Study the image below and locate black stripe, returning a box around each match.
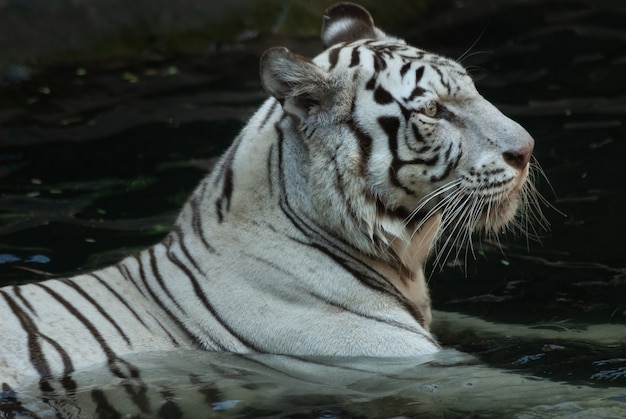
[407,154,439,166]
[275,122,340,245]
[165,246,257,351]
[429,150,456,182]
[87,272,149,329]
[244,253,291,277]
[372,52,387,72]
[399,61,412,78]
[148,248,186,314]
[116,263,140,290]
[398,102,412,121]
[374,85,393,104]
[113,261,157,312]
[374,196,415,224]
[328,46,340,69]
[4,289,77,391]
[190,182,217,253]
[1,290,54,392]
[88,273,154,333]
[378,116,414,195]
[348,96,374,177]
[432,65,452,95]
[34,283,151,413]
[12,285,36,315]
[409,122,424,148]
[135,252,199,346]
[414,66,425,84]
[8,301,77,394]
[259,99,279,130]
[41,337,77,394]
[60,279,132,347]
[379,116,441,190]
[348,119,372,177]
[451,144,463,170]
[34,283,115,358]
[378,116,400,149]
[276,118,376,253]
[349,47,360,67]
[267,143,276,197]
[436,104,459,123]
[444,142,453,161]
[304,240,429,329]
[170,226,204,274]
[328,149,365,225]
[331,152,349,206]
[410,122,426,145]
[214,135,244,223]
[405,85,426,102]
[305,290,430,336]
[216,164,233,223]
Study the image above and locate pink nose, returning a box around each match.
[503,145,533,170]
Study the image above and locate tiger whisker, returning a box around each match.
[430,188,477,271]
[446,192,484,271]
[457,21,490,64]
[403,179,463,227]
[386,180,464,260]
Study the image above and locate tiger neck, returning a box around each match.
[364,214,441,328]
[220,104,441,326]
[274,114,442,325]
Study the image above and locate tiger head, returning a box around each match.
[260,3,541,270]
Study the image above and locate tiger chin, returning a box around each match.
[0,2,541,389]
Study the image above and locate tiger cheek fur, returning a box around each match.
[344,44,534,238]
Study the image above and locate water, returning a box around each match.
[8,349,626,417]
[1,0,626,416]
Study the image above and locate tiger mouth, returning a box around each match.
[466,180,525,232]
[408,178,520,225]
[476,196,520,231]
[428,175,524,233]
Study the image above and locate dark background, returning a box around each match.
[1,0,625,385]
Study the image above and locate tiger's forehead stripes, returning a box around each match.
[320,41,471,104]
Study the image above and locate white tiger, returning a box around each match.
[1,0,539,402]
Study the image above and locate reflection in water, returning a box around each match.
[1,0,625,416]
[9,349,626,417]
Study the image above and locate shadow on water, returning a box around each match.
[1,0,626,415]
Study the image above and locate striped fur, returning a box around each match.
[1,2,540,403]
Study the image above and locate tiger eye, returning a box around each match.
[424,100,438,117]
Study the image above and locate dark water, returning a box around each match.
[1,0,626,415]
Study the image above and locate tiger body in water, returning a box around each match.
[1,2,538,397]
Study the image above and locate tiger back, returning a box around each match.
[0,2,538,394]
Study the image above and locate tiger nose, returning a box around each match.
[503,140,534,170]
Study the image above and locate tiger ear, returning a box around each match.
[321,2,381,48]
[260,47,333,120]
